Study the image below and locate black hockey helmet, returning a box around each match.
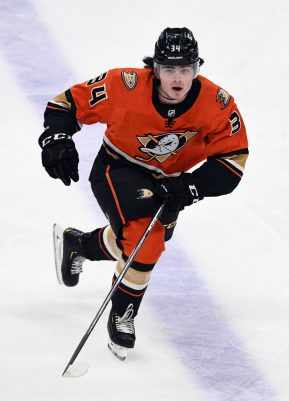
[154,27,199,66]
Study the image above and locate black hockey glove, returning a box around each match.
[39,132,79,186]
[154,173,203,212]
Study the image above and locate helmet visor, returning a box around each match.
[155,61,200,80]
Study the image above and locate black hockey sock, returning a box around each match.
[111,255,155,317]
[82,227,116,261]
[111,276,147,318]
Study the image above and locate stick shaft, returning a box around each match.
[62,202,166,375]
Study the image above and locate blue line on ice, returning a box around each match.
[0,0,74,114]
[0,1,277,399]
[149,248,277,400]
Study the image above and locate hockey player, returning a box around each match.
[39,28,249,360]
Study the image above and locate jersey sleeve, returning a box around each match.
[191,98,249,197]
[69,71,116,125]
[42,70,117,138]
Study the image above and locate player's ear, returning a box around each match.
[154,67,160,79]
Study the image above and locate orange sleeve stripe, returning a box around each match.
[46,105,70,112]
[217,159,242,179]
[105,165,126,225]
[98,227,115,261]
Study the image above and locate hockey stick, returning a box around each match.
[62,201,167,377]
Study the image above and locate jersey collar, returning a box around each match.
[152,77,201,120]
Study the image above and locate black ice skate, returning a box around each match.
[107,303,136,361]
[53,224,86,287]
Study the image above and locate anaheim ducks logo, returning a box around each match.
[136,189,154,199]
[216,88,231,109]
[136,130,198,162]
[121,71,138,90]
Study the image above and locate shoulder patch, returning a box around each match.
[216,88,231,109]
[121,71,138,90]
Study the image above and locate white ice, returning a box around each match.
[1,1,289,400]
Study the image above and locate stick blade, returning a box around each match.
[62,361,89,378]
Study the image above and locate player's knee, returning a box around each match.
[121,217,165,264]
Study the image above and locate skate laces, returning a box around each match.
[115,304,135,335]
[71,255,85,275]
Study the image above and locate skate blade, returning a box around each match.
[53,223,64,285]
[108,341,128,361]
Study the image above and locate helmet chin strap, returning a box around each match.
[158,91,178,101]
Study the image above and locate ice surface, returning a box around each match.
[1,0,289,400]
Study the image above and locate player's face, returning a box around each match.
[157,65,195,103]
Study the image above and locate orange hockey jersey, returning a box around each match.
[46,68,248,178]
